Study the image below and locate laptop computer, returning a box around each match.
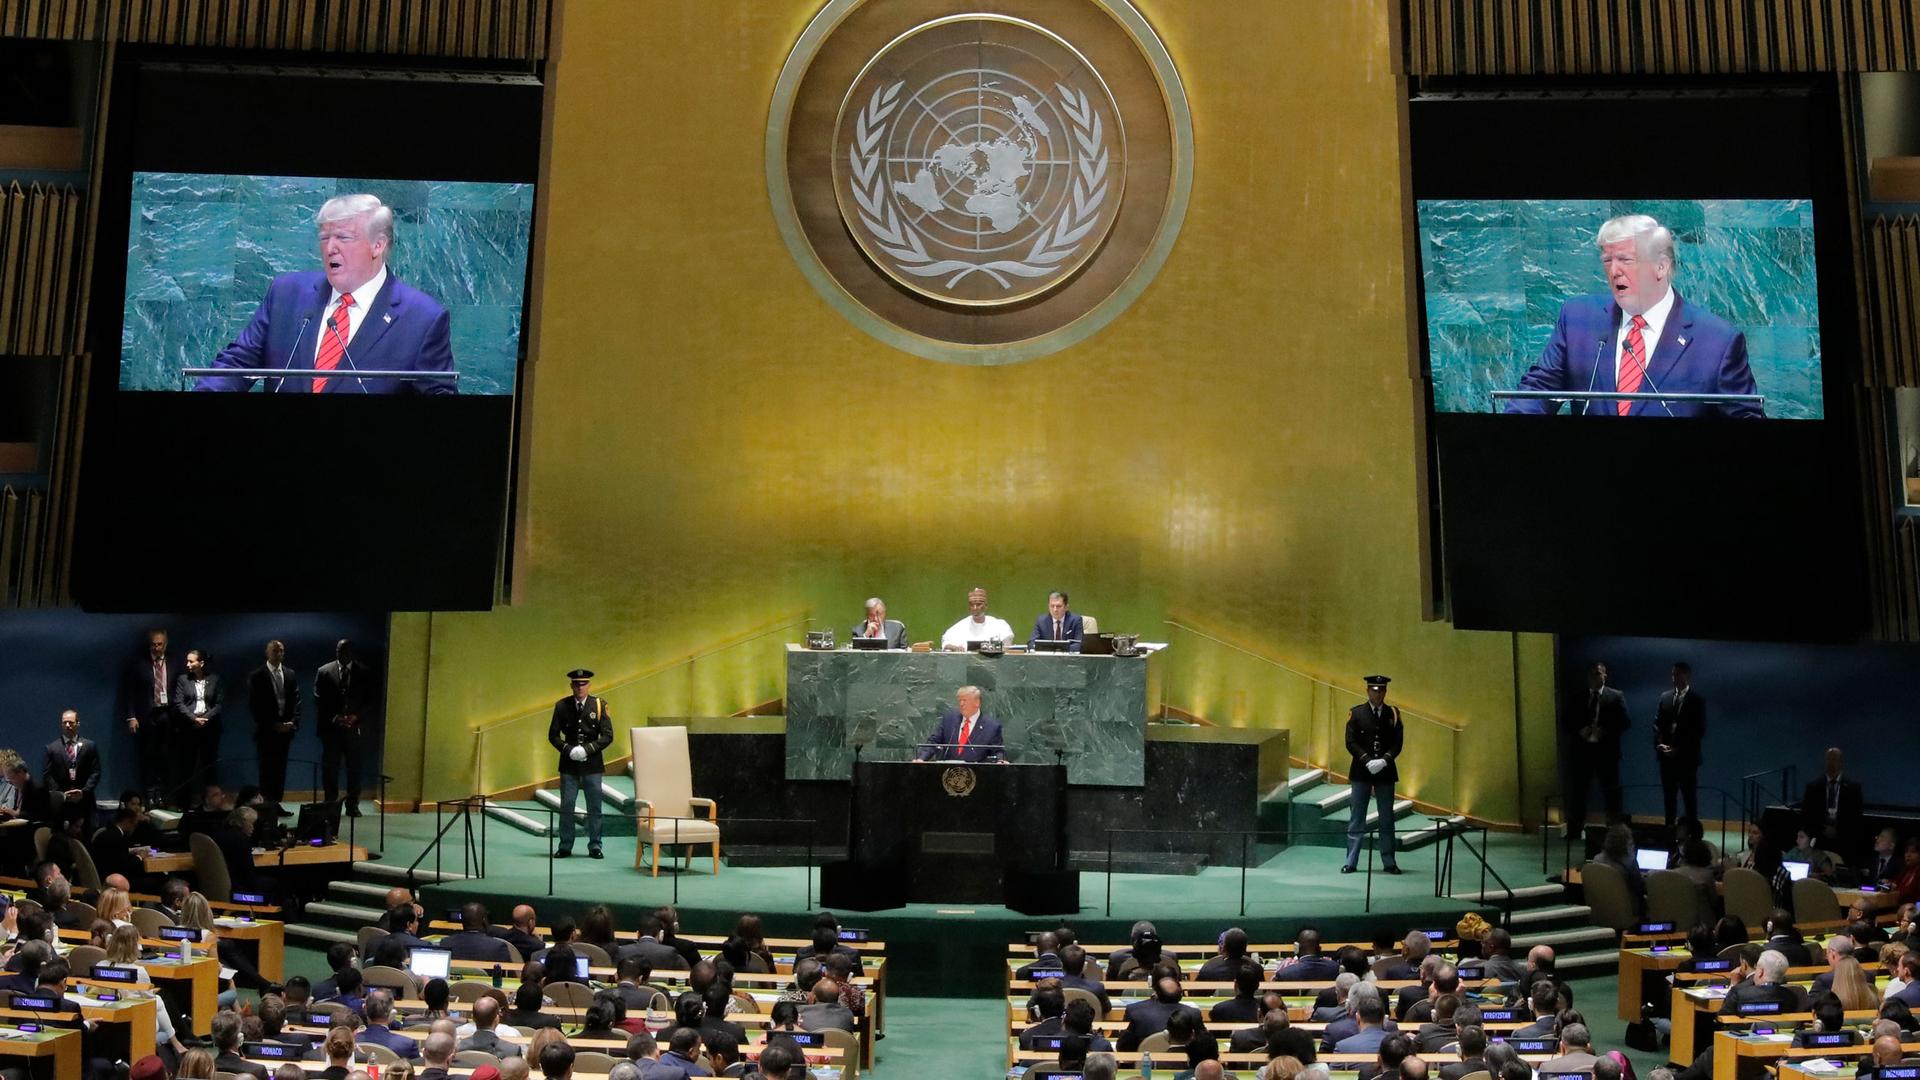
[1030,639,1072,653]
[1635,848,1669,873]
[1080,633,1114,656]
[1782,860,1812,881]
[408,947,452,980]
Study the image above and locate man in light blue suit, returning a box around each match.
[1028,591,1085,651]
[197,194,456,394]
[1505,214,1761,419]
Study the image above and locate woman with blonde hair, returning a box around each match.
[1263,1055,1306,1080]
[96,887,133,927]
[105,924,187,1056]
[176,1048,215,1079]
[1831,955,1879,1011]
[179,892,216,941]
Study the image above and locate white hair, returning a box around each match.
[1757,949,1789,982]
[1595,214,1674,266]
[864,597,885,614]
[316,194,394,246]
[956,685,982,700]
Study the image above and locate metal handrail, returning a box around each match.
[1541,783,1739,880]
[1739,766,1798,830]
[1437,824,1514,927]
[1101,826,1399,916]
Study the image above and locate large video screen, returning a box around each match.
[120,173,533,396]
[1419,199,1822,420]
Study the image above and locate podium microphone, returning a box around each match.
[1633,357,1679,418]
[272,315,315,394]
[1580,336,1606,415]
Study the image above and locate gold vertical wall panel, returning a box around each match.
[380,0,1556,821]
[1402,0,1920,74]
[1868,218,1920,386]
[0,0,546,60]
[0,183,82,358]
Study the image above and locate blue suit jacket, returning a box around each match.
[198,270,456,394]
[1505,292,1761,418]
[918,709,1005,763]
[1029,612,1085,651]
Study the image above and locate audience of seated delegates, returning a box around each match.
[1197,927,1257,981]
[1118,968,1202,1052]
[1208,960,1265,1024]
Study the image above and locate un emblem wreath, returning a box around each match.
[768,0,1192,364]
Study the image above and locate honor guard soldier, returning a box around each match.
[548,669,614,859]
[1343,674,1404,875]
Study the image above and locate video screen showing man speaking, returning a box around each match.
[119,173,533,395]
[1418,199,1824,421]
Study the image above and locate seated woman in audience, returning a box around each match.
[1675,842,1721,892]
[319,1026,358,1080]
[1878,997,1918,1034]
[1894,841,1920,905]
[1831,955,1880,1011]
[176,1048,216,1080]
[96,887,134,929]
[403,979,451,1028]
[1792,993,1851,1046]
[1594,824,1646,902]
[767,1000,802,1034]
[579,905,618,954]
[87,918,114,949]
[1713,916,1748,953]
[1262,1054,1305,1080]
[1785,830,1837,878]
[178,892,218,942]
[1669,818,1719,867]
[733,915,776,974]
[105,924,188,1059]
[1727,822,1783,881]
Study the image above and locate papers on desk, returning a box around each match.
[1696,985,1730,998]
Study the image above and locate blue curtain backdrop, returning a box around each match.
[121,174,534,394]
[0,609,388,799]
[1419,199,1823,419]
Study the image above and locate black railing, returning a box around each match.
[409,794,491,888]
[1739,766,1799,832]
[1432,821,1514,927]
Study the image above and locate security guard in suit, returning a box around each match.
[548,668,614,859]
[1343,674,1404,875]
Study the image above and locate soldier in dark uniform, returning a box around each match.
[1343,674,1404,875]
[548,669,614,859]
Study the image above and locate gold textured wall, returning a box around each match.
[384,0,1558,824]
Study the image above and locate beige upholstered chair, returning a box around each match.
[1791,876,1841,926]
[1580,860,1636,934]
[1722,867,1774,931]
[1080,616,1099,634]
[130,907,173,939]
[629,726,720,876]
[188,831,233,903]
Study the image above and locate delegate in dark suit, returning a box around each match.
[249,656,301,806]
[315,647,377,809]
[547,679,614,857]
[1504,293,1761,418]
[1562,668,1630,830]
[1116,997,1201,1052]
[119,646,178,803]
[1344,679,1403,873]
[850,618,909,650]
[917,709,1005,763]
[1028,611,1085,651]
[1800,769,1865,859]
[172,670,226,802]
[41,732,101,825]
[1653,674,1707,827]
[196,271,455,395]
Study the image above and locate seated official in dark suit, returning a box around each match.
[1324,987,1396,1052]
[851,598,909,650]
[1721,951,1799,1013]
[357,991,421,1059]
[914,685,1005,764]
[1197,927,1257,982]
[1019,987,1070,1050]
[1058,945,1111,1016]
[492,904,546,961]
[1117,976,1201,1052]
[213,1011,272,1080]
[1016,933,1062,982]
[1800,747,1864,859]
[1028,591,1085,651]
[1273,929,1340,982]
[444,902,515,963]
[1439,1024,1491,1080]
[90,804,147,885]
[1208,962,1266,1024]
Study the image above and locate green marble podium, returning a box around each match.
[783,644,1158,786]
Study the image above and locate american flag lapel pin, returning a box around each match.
[383,313,393,324]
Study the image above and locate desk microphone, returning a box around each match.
[322,317,369,394]
[1631,348,1679,418]
[1580,336,1606,416]
[272,315,315,394]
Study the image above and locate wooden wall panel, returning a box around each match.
[0,0,548,61]
[0,183,81,359]
[1404,0,1917,75]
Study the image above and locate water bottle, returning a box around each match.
[1140,1051,1153,1080]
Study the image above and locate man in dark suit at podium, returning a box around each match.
[1653,661,1707,829]
[914,686,1005,763]
[1028,592,1085,651]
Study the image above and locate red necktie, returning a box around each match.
[1616,314,1648,416]
[957,717,973,749]
[313,294,356,393]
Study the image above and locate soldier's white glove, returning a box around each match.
[1365,758,1387,775]
[569,745,588,763]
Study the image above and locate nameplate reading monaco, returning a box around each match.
[942,765,977,796]
[769,0,1192,364]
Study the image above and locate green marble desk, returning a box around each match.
[783,644,1159,786]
